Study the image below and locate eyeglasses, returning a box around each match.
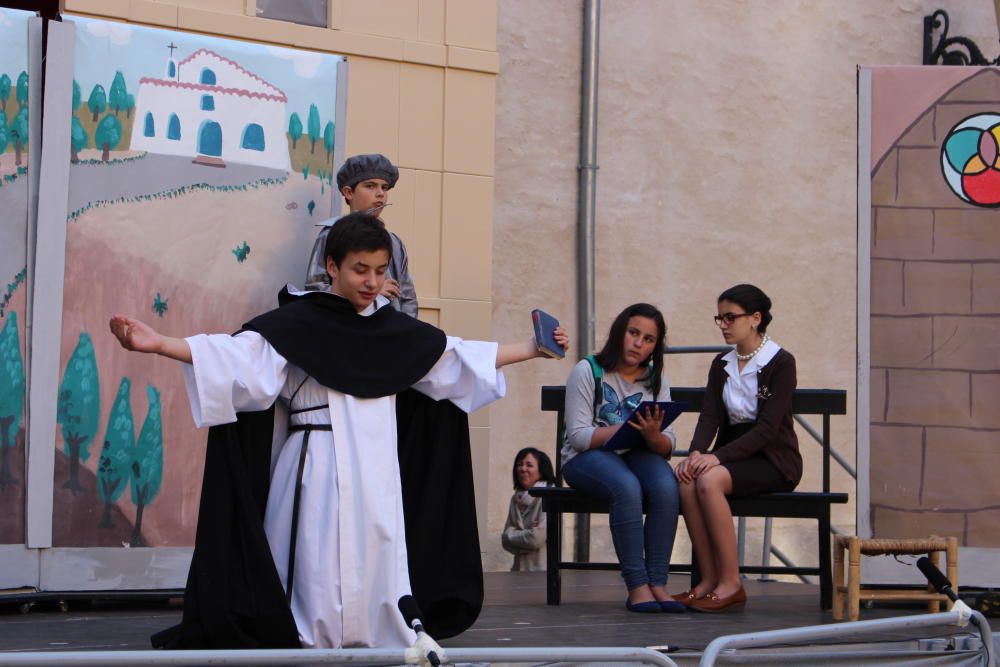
[714,312,752,326]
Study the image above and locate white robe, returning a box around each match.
[180,302,505,649]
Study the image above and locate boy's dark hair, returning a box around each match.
[718,284,773,334]
[593,303,667,397]
[511,447,556,490]
[323,212,392,269]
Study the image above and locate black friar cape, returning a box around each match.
[152,290,484,649]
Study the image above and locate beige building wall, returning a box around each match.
[60,0,1000,580]
[489,1,1000,574]
[60,0,501,545]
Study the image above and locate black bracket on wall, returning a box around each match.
[924,9,1000,65]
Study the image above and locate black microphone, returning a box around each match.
[398,595,440,667]
[398,595,426,633]
[917,557,958,602]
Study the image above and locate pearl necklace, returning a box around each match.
[735,334,770,361]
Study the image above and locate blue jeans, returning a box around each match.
[563,448,680,590]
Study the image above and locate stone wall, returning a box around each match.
[870,69,1000,547]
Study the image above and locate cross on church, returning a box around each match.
[167,42,178,57]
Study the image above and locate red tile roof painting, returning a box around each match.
[141,48,287,101]
[138,77,287,103]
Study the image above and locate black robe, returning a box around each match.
[152,291,484,648]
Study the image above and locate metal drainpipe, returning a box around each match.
[574,0,600,563]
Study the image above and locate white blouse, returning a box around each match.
[721,339,781,424]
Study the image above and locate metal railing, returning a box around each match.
[700,608,995,666]
[758,413,856,583]
[0,646,679,667]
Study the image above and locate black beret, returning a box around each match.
[336,154,399,191]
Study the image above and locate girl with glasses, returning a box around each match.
[561,303,683,613]
[673,284,801,613]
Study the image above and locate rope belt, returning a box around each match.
[284,405,331,605]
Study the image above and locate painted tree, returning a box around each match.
[57,333,100,493]
[15,71,27,110]
[95,113,121,162]
[97,378,133,529]
[125,93,135,119]
[0,74,10,113]
[70,115,88,164]
[0,113,7,156]
[108,71,128,117]
[288,112,302,149]
[323,121,335,163]
[152,293,168,317]
[11,107,28,167]
[0,313,25,486]
[130,385,162,547]
[87,84,106,122]
[71,79,81,112]
[307,104,321,154]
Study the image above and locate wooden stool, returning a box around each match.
[833,535,958,621]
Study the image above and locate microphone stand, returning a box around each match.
[398,596,445,667]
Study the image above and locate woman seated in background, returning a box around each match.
[674,284,801,613]
[561,303,683,614]
[501,447,556,571]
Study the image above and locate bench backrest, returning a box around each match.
[540,385,847,493]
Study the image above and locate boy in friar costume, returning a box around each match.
[110,213,568,649]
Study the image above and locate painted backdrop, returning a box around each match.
[0,8,32,547]
[53,17,341,547]
[866,66,1000,551]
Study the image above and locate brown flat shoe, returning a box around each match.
[688,587,747,613]
[670,589,703,605]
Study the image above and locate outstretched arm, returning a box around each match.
[109,314,192,363]
[496,327,569,368]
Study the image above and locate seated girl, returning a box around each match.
[674,284,801,613]
[501,447,556,571]
[561,303,682,613]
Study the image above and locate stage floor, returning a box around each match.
[0,570,974,657]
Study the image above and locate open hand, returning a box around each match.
[109,315,162,354]
[628,404,664,445]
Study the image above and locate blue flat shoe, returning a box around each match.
[625,598,662,613]
[659,599,686,613]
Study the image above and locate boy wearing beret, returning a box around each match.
[306,154,418,316]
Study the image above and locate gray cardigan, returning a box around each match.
[501,489,546,571]
[561,360,676,467]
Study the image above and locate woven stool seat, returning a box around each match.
[833,535,958,622]
[835,536,951,555]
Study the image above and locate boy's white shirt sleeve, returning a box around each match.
[411,336,506,413]
[181,331,289,427]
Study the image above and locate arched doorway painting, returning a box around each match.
[197,120,222,156]
[860,66,1000,587]
[241,123,265,151]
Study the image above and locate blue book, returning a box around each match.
[531,309,565,359]
[601,401,688,450]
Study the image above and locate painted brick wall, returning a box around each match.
[870,69,1000,547]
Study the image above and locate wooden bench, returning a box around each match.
[530,385,848,609]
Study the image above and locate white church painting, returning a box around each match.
[51,16,343,548]
[131,48,290,170]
